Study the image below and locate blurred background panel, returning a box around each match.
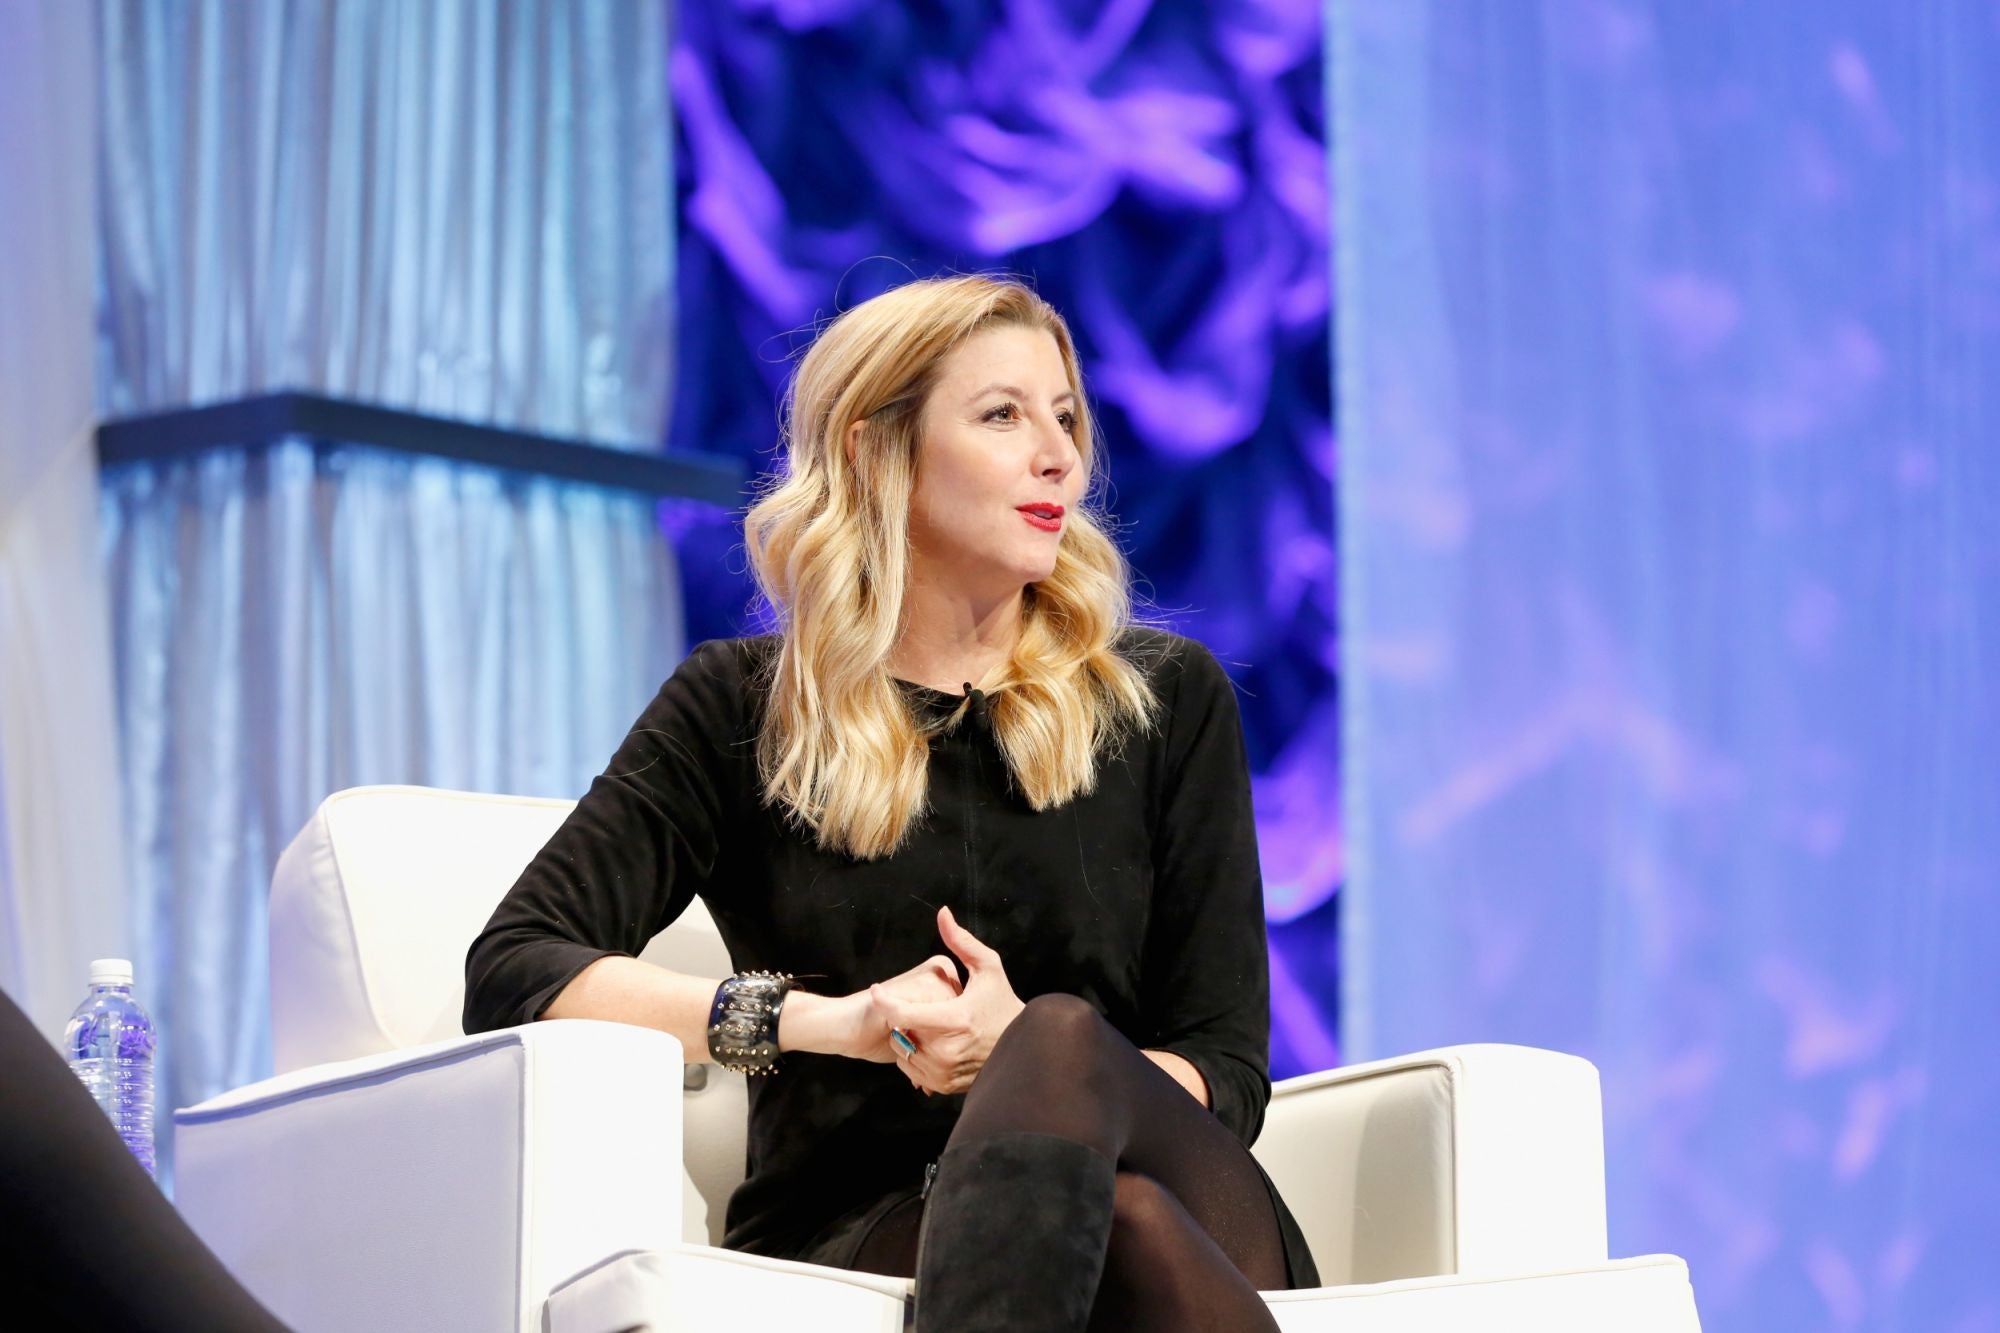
[1334,4,2000,1330]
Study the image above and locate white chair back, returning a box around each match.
[268,784,746,1245]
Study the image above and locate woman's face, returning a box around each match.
[907,323,1086,599]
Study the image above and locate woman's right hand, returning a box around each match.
[849,954,962,1062]
[779,954,962,1063]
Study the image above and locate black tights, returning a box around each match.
[0,987,290,1332]
[852,994,1287,1331]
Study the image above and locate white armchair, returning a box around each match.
[174,786,1701,1332]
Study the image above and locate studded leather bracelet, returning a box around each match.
[707,970,795,1075]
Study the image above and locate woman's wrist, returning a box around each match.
[775,989,851,1056]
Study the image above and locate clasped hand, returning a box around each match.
[843,905,1024,1097]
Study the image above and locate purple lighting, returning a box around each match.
[667,0,1340,1072]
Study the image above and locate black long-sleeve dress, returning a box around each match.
[462,628,1318,1288]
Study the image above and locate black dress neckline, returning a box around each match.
[894,677,990,729]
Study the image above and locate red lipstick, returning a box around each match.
[1017,503,1065,532]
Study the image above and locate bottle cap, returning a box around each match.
[89,958,134,986]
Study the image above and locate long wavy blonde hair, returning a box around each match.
[744,274,1159,859]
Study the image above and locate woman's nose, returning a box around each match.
[1036,422,1076,478]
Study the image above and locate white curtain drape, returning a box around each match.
[1334,4,2000,1329]
[96,0,674,434]
[95,0,682,1162]
[0,1,130,1039]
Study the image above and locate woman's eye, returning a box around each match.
[986,403,1017,422]
[1058,412,1076,433]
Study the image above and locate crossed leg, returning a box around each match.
[853,993,1289,1330]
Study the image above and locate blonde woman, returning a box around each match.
[465,274,1318,1330]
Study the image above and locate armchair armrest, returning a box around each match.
[174,1020,685,1333]
[1253,1044,1608,1286]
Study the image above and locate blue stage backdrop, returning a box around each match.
[663,1,1339,1074]
[1335,4,2000,1330]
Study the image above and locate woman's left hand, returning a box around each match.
[869,905,1025,1096]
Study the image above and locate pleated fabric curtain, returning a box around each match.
[1333,4,2000,1329]
[95,0,682,1161]
[0,1,130,1039]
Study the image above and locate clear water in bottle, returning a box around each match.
[64,958,157,1178]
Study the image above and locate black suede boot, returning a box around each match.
[912,1131,1118,1333]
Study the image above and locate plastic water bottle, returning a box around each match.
[64,958,157,1177]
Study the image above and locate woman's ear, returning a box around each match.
[844,418,865,465]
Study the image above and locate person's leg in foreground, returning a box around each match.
[0,987,291,1332]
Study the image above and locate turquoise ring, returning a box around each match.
[890,1027,918,1058]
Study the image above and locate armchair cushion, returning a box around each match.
[266,783,746,1247]
[175,1020,684,1333]
[544,1251,1700,1333]
[1262,1255,1699,1332]
[547,1248,912,1333]
[269,786,585,1069]
[1255,1044,1609,1285]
